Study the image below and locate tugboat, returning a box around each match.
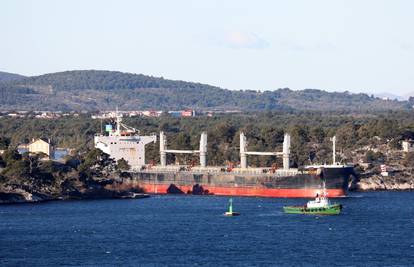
[283,185,342,215]
[224,198,240,216]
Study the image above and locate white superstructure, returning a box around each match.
[94,112,156,167]
[306,186,331,208]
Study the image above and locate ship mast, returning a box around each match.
[330,136,336,165]
[116,107,121,136]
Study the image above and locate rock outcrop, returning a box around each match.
[0,167,145,204]
[0,188,49,204]
[355,173,414,191]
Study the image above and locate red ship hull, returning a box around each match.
[115,166,355,198]
[138,183,346,198]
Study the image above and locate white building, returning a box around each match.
[402,140,414,152]
[28,138,53,158]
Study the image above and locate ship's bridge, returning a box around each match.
[94,112,156,167]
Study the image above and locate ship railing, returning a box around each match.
[130,167,223,174]
[129,166,298,176]
[229,168,298,176]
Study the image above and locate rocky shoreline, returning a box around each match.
[0,189,48,204]
[354,174,414,191]
[0,148,152,204]
[0,186,149,204]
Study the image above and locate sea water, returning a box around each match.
[0,192,413,266]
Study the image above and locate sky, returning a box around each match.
[1,0,414,95]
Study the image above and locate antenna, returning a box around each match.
[322,180,327,197]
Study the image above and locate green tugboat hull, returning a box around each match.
[283,204,342,215]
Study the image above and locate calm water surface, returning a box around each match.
[1,192,413,266]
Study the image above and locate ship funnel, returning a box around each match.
[283,133,290,170]
[199,132,207,167]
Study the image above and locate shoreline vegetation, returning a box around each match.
[1,111,414,204]
[0,148,147,204]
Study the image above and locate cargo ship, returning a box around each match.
[95,113,356,198]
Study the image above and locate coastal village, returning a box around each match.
[0,109,242,120]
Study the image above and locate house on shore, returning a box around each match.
[402,140,414,153]
[28,138,53,158]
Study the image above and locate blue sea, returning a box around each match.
[1,192,413,266]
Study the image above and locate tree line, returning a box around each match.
[1,111,414,168]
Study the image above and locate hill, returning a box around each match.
[0,70,410,111]
[0,71,26,82]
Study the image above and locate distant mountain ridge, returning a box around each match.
[0,70,410,112]
[0,71,26,82]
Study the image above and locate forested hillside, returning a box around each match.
[0,70,410,111]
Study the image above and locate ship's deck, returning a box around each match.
[129,165,299,176]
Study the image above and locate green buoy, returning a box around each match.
[224,198,240,216]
